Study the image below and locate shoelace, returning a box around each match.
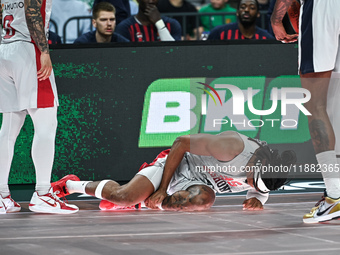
[315,196,325,207]
[52,187,69,204]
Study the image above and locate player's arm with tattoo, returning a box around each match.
[24,0,52,81]
[271,0,298,43]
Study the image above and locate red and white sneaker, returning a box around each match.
[0,195,21,213]
[99,200,141,211]
[29,186,79,214]
[0,197,6,214]
[51,174,80,198]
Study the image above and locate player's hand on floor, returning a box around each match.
[242,197,263,211]
[144,188,167,210]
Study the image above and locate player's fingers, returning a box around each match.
[38,67,52,81]
[242,201,251,210]
[144,198,150,207]
[37,68,46,80]
[280,34,298,43]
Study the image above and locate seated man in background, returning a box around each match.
[52,131,296,212]
[92,0,131,25]
[74,2,129,44]
[199,0,237,32]
[157,0,203,40]
[208,0,273,40]
[115,0,182,41]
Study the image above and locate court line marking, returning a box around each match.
[185,247,340,255]
[203,214,340,245]
[0,200,322,219]
[1,225,340,241]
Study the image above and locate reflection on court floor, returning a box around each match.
[1,180,340,255]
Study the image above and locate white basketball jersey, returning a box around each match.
[178,134,260,194]
[1,0,52,43]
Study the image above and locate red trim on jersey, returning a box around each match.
[255,34,259,39]
[129,25,135,42]
[166,22,171,32]
[220,31,225,40]
[263,36,267,39]
[143,25,150,41]
[34,45,55,108]
[227,30,231,40]
[241,34,245,39]
[134,23,143,42]
[41,0,46,24]
[235,29,239,39]
[150,24,155,41]
[139,149,171,171]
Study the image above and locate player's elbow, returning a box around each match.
[172,135,190,150]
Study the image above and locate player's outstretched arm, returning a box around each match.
[24,0,52,81]
[145,131,243,209]
[271,0,298,43]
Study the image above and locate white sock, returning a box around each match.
[66,180,91,194]
[316,151,340,199]
[36,185,51,196]
[0,184,10,197]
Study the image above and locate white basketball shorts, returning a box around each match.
[137,149,209,195]
[299,0,340,74]
[0,41,58,112]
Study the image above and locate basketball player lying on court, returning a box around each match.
[53,131,296,211]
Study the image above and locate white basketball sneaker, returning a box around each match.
[303,195,340,223]
[0,195,21,213]
[29,186,79,214]
[0,197,6,214]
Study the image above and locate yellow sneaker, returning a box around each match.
[303,196,340,223]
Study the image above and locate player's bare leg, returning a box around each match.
[159,185,215,211]
[301,71,340,195]
[301,71,334,153]
[81,175,155,207]
[301,71,340,223]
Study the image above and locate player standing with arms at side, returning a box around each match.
[0,0,78,213]
[271,0,340,223]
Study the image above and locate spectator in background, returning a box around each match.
[74,2,129,43]
[50,0,92,43]
[48,31,62,45]
[115,0,182,41]
[93,0,131,25]
[199,0,237,32]
[207,0,273,40]
[158,0,202,40]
